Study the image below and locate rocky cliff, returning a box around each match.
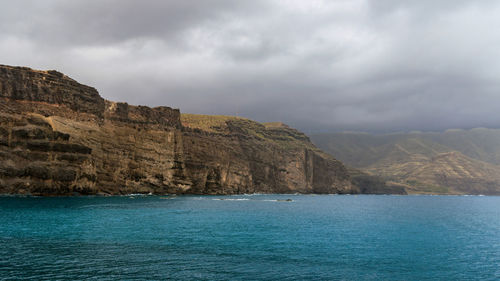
[0,64,355,195]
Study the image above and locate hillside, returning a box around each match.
[0,64,358,195]
[311,131,500,195]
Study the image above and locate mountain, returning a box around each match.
[311,131,500,195]
[0,64,360,195]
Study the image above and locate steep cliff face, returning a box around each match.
[0,65,354,195]
[180,115,352,194]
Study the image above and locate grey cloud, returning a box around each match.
[1,0,500,133]
[2,0,265,46]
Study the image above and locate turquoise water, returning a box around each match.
[0,195,499,280]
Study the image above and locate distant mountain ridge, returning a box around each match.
[311,129,500,195]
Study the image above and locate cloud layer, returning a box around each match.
[1,0,500,132]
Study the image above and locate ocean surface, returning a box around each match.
[0,195,499,280]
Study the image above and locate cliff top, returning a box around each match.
[181,114,245,133]
[0,64,182,128]
[181,113,315,150]
[0,64,69,79]
[0,64,310,143]
[0,64,105,117]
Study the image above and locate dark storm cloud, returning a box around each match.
[1,0,500,133]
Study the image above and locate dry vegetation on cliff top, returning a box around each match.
[181,114,243,133]
[181,113,318,151]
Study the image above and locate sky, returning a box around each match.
[1,0,500,133]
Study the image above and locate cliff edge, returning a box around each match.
[0,64,355,195]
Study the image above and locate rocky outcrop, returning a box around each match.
[0,113,96,195]
[0,65,105,117]
[347,167,407,195]
[0,65,355,195]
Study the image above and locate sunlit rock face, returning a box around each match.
[0,65,354,195]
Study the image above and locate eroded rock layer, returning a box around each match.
[0,65,354,195]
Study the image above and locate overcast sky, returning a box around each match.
[1,0,500,133]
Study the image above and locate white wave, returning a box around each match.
[126,193,150,196]
[212,198,250,201]
[240,193,265,196]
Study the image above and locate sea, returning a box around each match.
[0,194,498,280]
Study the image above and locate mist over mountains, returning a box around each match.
[312,128,500,194]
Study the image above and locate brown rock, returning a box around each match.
[0,64,355,195]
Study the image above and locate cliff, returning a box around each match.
[0,64,355,195]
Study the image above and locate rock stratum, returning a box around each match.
[0,64,359,195]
